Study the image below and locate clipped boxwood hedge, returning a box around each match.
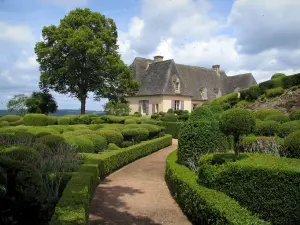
[284,130,300,158]
[290,110,300,121]
[255,120,280,136]
[163,122,183,139]
[279,120,300,137]
[0,115,22,122]
[165,151,269,225]
[253,109,283,120]
[198,153,300,225]
[96,130,123,146]
[58,117,71,125]
[265,87,284,98]
[264,114,290,123]
[50,135,172,225]
[23,114,48,126]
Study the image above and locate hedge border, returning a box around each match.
[50,134,172,225]
[165,151,269,225]
[163,122,183,139]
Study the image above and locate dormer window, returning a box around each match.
[175,82,180,92]
[173,77,180,93]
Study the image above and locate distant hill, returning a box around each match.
[0,109,106,117]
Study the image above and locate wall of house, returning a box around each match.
[191,100,206,110]
[162,95,192,112]
[125,95,163,115]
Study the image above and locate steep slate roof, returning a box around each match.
[130,57,257,101]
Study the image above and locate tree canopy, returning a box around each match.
[6,94,28,116]
[35,8,139,114]
[26,90,58,115]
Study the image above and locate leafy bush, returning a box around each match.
[140,119,164,126]
[96,130,124,146]
[124,118,137,124]
[9,119,24,126]
[64,135,94,153]
[32,143,52,154]
[0,121,10,127]
[198,153,300,225]
[167,108,174,113]
[77,115,91,124]
[0,115,22,122]
[178,120,229,167]
[0,145,41,165]
[23,113,48,126]
[284,130,300,158]
[163,122,183,139]
[104,101,130,116]
[208,105,224,114]
[91,117,105,124]
[121,128,149,143]
[282,73,300,89]
[271,73,286,80]
[36,134,68,151]
[165,151,269,225]
[151,113,160,120]
[57,117,71,125]
[279,120,300,137]
[189,106,213,121]
[253,109,283,120]
[265,87,284,98]
[212,92,239,109]
[178,113,189,121]
[162,113,178,122]
[290,110,300,121]
[47,116,58,125]
[139,124,162,138]
[82,134,107,153]
[159,111,166,116]
[107,143,121,150]
[240,85,263,101]
[64,129,94,136]
[103,115,126,124]
[133,112,142,117]
[265,114,290,123]
[258,80,273,92]
[255,120,280,136]
[121,141,135,148]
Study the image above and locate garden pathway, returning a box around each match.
[88,139,191,225]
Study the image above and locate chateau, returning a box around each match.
[125,56,257,115]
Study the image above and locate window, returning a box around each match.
[192,104,198,110]
[175,82,180,92]
[139,100,149,115]
[174,100,180,110]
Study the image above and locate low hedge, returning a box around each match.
[23,114,48,126]
[264,114,290,123]
[279,120,300,137]
[255,120,280,136]
[265,87,284,98]
[58,117,71,125]
[290,110,300,121]
[163,122,183,139]
[95,130,123,146]
[0,115,22,122]
[284,130,300,158]
[9,119,23,126]
[165,151,269,225]
[47,116,58,125]
[121,128,149,143]
[253,109,283,120]
[198,153,300,225]
[50,135,172,225]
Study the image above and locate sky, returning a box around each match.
[0,0,300,110]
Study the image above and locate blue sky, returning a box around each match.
[0,0,300,110]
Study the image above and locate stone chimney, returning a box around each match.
[154,55,164,62]
[212,65,220,73]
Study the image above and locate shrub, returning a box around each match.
[35,134,68,151]
[124,118,137,124]
[151,113,160,120]
[212,92,239,109]
[0,131,36,146]
[0,145,41,165]
[178,113,189,121]
[57,117,71,125]
[198,153,300,225]
[255,120,280,136]
[265,87,284,98]
[104,115,126,124]
[107,143,121,150]
[0,115,22,122]
[178,120,229,167]
[47,116,57,125]
[32,143,52,154]
[64,129,94,136]
[220,108,255,145]
[77,115,91,124]
[121,128,149,143]
[82,134,107,153]
[253,109,283,120]
[91,117,105,124]
[240,85,263,101]
[139,124,162,138]
[140,119,164,126]
[167,108,174,113]
[23,113,48,126]
[64,135,94,153]
[265,114,290,123]
[259,80,273,92]
[162,113,178,122]
[189,106,213,121]
[133,112,142,117]
[279,121,300,137]
[163,122,183,139]
[290,110,300,121]
[282,73,300,89]
[284,130,300,158]
[209,105,224,114]
[9,119,24,126]
[96,130,124,146]
[165,151,269,225]
[271,73,286,80]
[159,111,166,116]
[0,121,9,127]
[121,141,135,148]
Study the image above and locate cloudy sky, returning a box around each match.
[0,0,300,110]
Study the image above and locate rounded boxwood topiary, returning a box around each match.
[124,118,137,124]
[81,134,107,153]
[78,115,91,124]
[9,119,24,126]
[121,141,135,148]
[0,115,22,122]
[279,121,300,138]
[107,143,121,150]
[91,117,105,124]
[284,130,300,158]
[57,117,71,125]
[209,105,224,114]
[35,134,68,151]
[23,114,48,126]
[271,73,286,80]
[220,108,255,144]
[0,145,41,165]
[63,129,94,136]
[32,143,52,156]
[139,124,162,138]
[150,113,160,120]
[47,116,57,125]
[290,110,300,121]
[0,121,10,127]
[162,113,178,122]
[265,87,285,98]
[35,132,52,138]
[96,130,124,146]
[189,106,213,122]
[64,135,94,153]
[265,114,290,124]
[121,128,149,143]
[178,120,229,167]
[167,108,174,113]
[253,109,283,121]
[13,131,36,143]
[255,120,280,136]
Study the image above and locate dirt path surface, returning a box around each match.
[88,139,191,225]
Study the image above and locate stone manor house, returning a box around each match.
[125,56,257,115]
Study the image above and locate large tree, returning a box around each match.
[35,8,139,114]
[25,90,58,115]
[6,94,28,116]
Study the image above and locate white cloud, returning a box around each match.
[0,22,34,44]
[128,17,145,39]
[42,0,88,7]
[14,55,39,70]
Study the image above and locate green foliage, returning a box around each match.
[178,113,189,121]
[198,153,300,225]
[57,117,71,125]
[102,115,125,124]
[25,90,58,115]
[23,113,48,126]
[9,119,24,126]
[290,110,300,121]
[47,116,58,125]
[240,85,263,101]
[32,143,52,154]
[107,143,121,150]
[265,87,284,98]
[271,73,286,80]
[0,115,22,122]
[76,115,91,124]
[162,113,178,122]
[121,128,149,143]
[211,92,239,109]
[163,122,183,139]
[258,80,273,92]
[167,108,174,113]
[91,117,105,124]
[35,8,139,114]
[189,106,213,121]
[96,130,124,146]
[282,73,300,89]
[138,124,162,138]
[36,134,68,150]
[0,145,41,165]
[253,109,283,120]
[178,120,229,167]
[124,118,137,124]
[82,134,107,153]
[64,135,94,153]
[6,94,28,116]
[265,114,290,123]
[0,121,9,127]
[255,120,280,136]
[220,108,255,141]
[151,113,160,120]
[121,141,134,148]
[133,112,142,117]
[284,130,300,158]
[165,151,269,225]
[208,105,224,114]
[140,119,164,126]
[104,101,131,116]
[279,120,300,137]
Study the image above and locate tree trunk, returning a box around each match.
[80,97,86,115]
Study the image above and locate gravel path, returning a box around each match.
[88,139,191,225]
